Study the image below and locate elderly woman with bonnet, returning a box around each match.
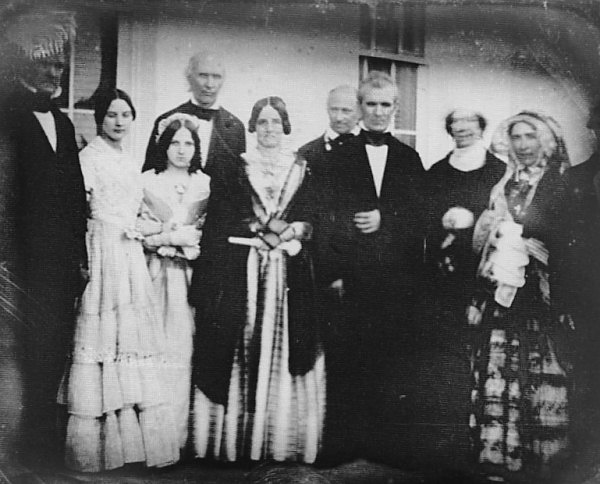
[467,111,573,480]
[426,109,506,320]
[190,96,325,463]
[415,110,508,472]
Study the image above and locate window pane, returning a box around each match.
[73,13,102,108]
[395,133,416,149]
[401,3,425,57]
[359,4,373,50]
[363,56,391,74]
[375,3,400,54]
[73,111,96,150]
[394,62,417,132]
[74,13,118,109]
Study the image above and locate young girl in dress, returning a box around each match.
[58,89,179,472]
[140,113,211,452]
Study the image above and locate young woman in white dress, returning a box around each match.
[58,89,178,472]
[140,113,211,452]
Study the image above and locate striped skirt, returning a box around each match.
[193,248,326,463]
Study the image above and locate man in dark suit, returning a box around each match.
[320,71,427,465]
[143,51,245,183]
[298,85,359,298]
[0,9,88,468]
[298,84,359,170]
[565,102,600,477]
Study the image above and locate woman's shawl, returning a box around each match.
[192,150,320,406]
[472,111,571,311]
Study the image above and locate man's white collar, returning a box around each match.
[190,96,221,110]
[358,120,393,133]
[324,125,360,141]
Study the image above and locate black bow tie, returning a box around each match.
[362,130,393,147]
[26,92,53,113]
[192,105,218,121]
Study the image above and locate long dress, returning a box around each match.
[468,164,573,479]
[191,148,326,463]
[57,136,179,472]
[139,169,211,450]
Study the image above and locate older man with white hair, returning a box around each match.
[144,51,245,182]
[0,6,88,468]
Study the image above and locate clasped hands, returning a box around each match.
[250,219,305,255]
[134,218,201,259]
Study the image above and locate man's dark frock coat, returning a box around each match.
[0,82,87,462]
[319,131,428,463]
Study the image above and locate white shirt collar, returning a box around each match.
[324,125,360,141]
[190,96,221,110]
[358,120,393,133]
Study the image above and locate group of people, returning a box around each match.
[2,7,600,484]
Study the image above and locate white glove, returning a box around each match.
[168,225,201,247]
[442,206,475,230]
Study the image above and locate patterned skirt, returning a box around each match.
[193,248,326,463]
[469,290,571,479]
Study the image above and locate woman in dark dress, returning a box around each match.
[408,110,506,473]
[427,109,506,313]
[190,96,325,463]
[468,111,573,481]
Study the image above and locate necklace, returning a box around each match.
[174,182,189,203]
[174,183,188,195]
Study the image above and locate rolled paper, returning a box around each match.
[228,236,263,247]
[227,236,301,256]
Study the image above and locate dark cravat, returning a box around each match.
[332,133,354,147]
[326,132,355,151]
[361,129,393,147]
[191,105,218,121]
[25,92,53,113]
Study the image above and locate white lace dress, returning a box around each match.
[57,136,179,472]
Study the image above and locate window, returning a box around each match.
[359,2,425,148]
[56,11,118,149]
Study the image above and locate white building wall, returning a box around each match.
[420,20,592,168]
[117,4,359,167]
[115,3,595,170]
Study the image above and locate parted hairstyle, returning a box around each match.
[445,110,487,136]
[248,96,291,135]
[153,118,203,174]
[94,88,136,134]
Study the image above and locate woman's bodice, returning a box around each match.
[80,137,142,227]
[140,170,211,225]
[243,148,298,217]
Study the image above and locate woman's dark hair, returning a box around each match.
[248,96,291,135]
[153,119,202,174]
[94,88,136,133]
[445,110,487,136]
